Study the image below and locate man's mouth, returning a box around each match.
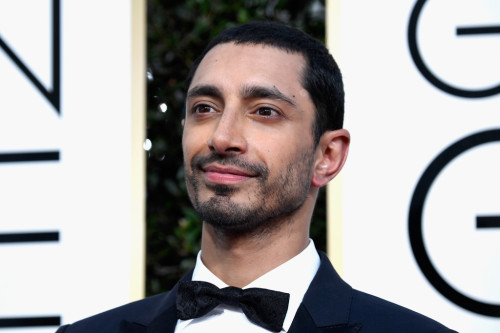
[202,164,255,185]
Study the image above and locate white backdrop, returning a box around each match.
[328,0,500,332]
[0,0,145,332]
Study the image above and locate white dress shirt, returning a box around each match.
[174,239,320,333]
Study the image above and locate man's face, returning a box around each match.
[182,43,318,233]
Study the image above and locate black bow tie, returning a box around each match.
[176,280,290,332]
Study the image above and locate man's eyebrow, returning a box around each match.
[240,85,296,107]
[186,85,223,100]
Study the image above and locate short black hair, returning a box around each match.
[185,21,344,145]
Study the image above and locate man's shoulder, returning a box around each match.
[349,289,457,332]
[56,291,171,333]
[311,252,457,332]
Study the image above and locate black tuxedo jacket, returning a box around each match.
[56,252,457,333]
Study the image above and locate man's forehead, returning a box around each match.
[189,42,306,90]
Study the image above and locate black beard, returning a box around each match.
[184,149,315,235]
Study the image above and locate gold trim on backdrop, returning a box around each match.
[326,0,343,276]
[130,0,146,301]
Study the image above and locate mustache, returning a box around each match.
[191,153,269,178]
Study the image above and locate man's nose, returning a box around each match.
[208,110,247,155]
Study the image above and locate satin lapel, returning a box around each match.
[118,307,177,333]
[119,320,147,333]
[117,291,178,333]
[145,302,178,333]
[119,270,194,333]
[288,252,362,333]
[288,304,361,333]
[145,276,185,333]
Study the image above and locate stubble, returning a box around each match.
[184,147,316,237]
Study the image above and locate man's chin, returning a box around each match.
[194,197,259,230]
[205,183,238,196]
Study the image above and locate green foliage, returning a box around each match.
[146,0,327,295]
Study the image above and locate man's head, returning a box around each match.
[185,21,344,145]
[182,22,349,235]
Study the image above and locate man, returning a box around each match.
[56,22,457,333]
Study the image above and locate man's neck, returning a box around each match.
[199,209,312,288]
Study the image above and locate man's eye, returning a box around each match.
[256,107,278,117]
[193,104,215,113]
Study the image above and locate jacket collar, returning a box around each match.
[288,251,361,333]
[120,251,360,333]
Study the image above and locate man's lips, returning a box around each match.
[202,164,255,184]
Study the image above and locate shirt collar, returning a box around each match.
[191,239,320,331]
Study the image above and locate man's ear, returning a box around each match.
[311,129,350,187]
